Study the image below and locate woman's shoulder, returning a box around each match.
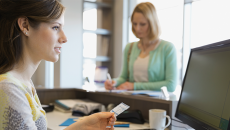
[158,39,176,50]
[126,41,138,47]
[0,73,14,85]
[124,41,138,51]
[0,73,25,91]
[159,39,174,47]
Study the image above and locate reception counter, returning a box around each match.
[36,88,178,120]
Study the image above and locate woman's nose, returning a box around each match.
[59,31,67,44]
[135,25,141,31]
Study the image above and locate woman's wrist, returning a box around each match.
[133,82,136,90]
[113,80,117,87]
[64,121,83,130]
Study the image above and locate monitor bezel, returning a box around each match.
[175,39,230,130]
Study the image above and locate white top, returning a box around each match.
[0,73,47,130]
[133,55,149,82]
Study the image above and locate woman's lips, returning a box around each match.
[54,47,61,53]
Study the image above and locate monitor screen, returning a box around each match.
[175,39,230,130]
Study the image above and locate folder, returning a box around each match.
[59,118,129,127]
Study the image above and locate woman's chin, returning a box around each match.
[53,57,59,63]
[46,56,59,63]
[137,34,149,38]
[137,35,143,39]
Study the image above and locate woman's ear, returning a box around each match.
[18,17,29,36]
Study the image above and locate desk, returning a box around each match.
[47,110,193,130]
[47,110,150,130]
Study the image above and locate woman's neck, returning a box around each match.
[9,51,40,84]
[141,38,159,47]
[141,38,150,46]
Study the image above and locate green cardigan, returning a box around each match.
[114,40,177,92]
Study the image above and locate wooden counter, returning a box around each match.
[36,88,178,120]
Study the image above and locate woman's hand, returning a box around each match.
[79,112,116,130]
[116,82,134,90]
[65,112,116,130]
[104,80,116,90]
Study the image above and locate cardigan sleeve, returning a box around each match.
[134,43,177,92]
[114,43,132,87]
[0,82,44,130]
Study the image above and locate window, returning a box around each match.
[183,0,230,77]
[83,9,97,83]
[190,0,230,48]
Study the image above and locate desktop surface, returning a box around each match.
[46,110,193,130]
[46,110,150,130]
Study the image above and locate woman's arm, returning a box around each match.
[113,43,133,87]
[64,112,116,130]
[134,43,177,92]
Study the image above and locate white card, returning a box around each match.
[110,102,130,116]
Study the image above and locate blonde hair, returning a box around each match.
[131,2,161,41]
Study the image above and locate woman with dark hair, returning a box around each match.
[0,0,115,129]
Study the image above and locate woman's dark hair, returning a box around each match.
[0,0,64,74]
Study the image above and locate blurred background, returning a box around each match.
[32,0,230,94]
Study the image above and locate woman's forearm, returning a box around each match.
[64,121,82,130]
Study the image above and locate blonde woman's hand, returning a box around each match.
[116,82,134,90]
[104,80,116,90]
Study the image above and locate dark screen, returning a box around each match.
[176,41,230,130]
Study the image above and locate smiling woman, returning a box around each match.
[0,0,115,130]
[0,0,65,129]
[0,0,65,75]
[24,14,67,63]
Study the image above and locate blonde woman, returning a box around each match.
[0,0,115,129]
[105,2,177,92]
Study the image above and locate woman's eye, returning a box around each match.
[52,26,59,31]
[140,23,146,26]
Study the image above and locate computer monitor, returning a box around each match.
[175,39,230,130]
